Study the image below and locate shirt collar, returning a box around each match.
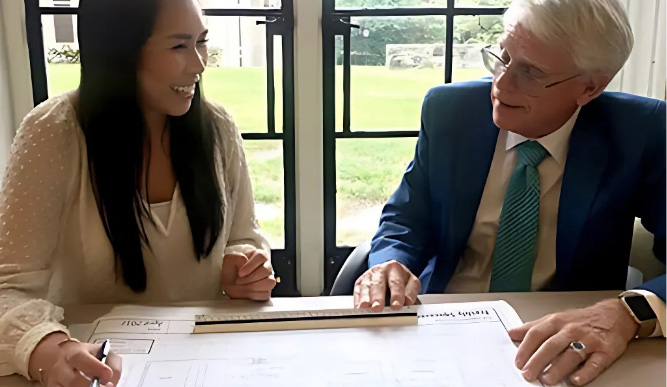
[505,107,581,165]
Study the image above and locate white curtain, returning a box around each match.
[608,0,666,99]
[0,2,34,178]
[0,3,15,176]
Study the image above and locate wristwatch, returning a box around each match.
[619,294,658,338]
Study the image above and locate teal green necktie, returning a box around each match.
[490,140,548,292]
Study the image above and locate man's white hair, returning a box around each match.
[504,0,634,76]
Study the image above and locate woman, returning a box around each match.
[0,0,276,385]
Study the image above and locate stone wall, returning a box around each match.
[386,43,486,69]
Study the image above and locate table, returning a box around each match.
[2,291,663,386]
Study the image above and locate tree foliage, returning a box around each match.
[335,0,508,65]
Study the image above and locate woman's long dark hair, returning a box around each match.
[77,0,224,292]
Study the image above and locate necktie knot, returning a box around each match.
[517,141,548,168]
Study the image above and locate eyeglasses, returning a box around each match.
[481,45,581,97]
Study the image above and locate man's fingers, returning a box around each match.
[570,352,613,386]
[369,269,387,312]
[355,262,417,310]
[521,331,573,382]
[357,276,372,309]
[404,276,420,306]
[236,262,273,285]
[386,266,407,310]
[540,346,586,386]
[515,321,559,371]
[508,318,541,342]
[353,277,363,308]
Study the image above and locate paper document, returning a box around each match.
[76,301,560,387]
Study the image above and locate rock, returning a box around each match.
[386,43,485,69]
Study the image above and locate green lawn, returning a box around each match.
[47,64,486,246]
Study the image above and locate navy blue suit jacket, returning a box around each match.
[369,80,666,300]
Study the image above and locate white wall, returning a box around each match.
[293,0,324,296]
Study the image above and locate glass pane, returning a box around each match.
[335,35,344,132]
[337,16,446,132]
[40,0,79,7]
[201,0,281,8]
[455,0,511,7]
[336,0,446,8]
[452,15,504,83]
[336,138,418,246]
[42,15,80,95]
[40,0,282,8]
[203,16,276,134]
[244,140,285,249]
[273,35,284,133]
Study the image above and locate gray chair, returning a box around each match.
[330,240,371,296]
[629,218,665,285]
[331,225,655,295]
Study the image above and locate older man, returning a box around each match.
[353,0,665,385]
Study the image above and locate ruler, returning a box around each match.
[193,307,418,334]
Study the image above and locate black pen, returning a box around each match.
[90,339,111,387]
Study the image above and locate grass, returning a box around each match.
[336,138,417,207]
[47,63,487,246]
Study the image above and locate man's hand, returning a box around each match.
[221,247,276,301]
[353,260,420,312]
[509,298,640,386]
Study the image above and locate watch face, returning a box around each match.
[625,295,657,321]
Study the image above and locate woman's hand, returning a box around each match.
[29,333,122,386]
[221,247,276,301]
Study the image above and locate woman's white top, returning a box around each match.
[0,91,269,378]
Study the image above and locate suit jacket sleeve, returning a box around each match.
[368,90,437,275]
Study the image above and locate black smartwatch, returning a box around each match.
[619,294,658,338]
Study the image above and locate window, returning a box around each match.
[25,0,298,296]
[322,0,507,292]
[53,15,74,43]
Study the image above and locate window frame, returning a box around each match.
[321,0,507,294]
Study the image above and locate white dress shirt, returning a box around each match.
[445,108,581,294]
